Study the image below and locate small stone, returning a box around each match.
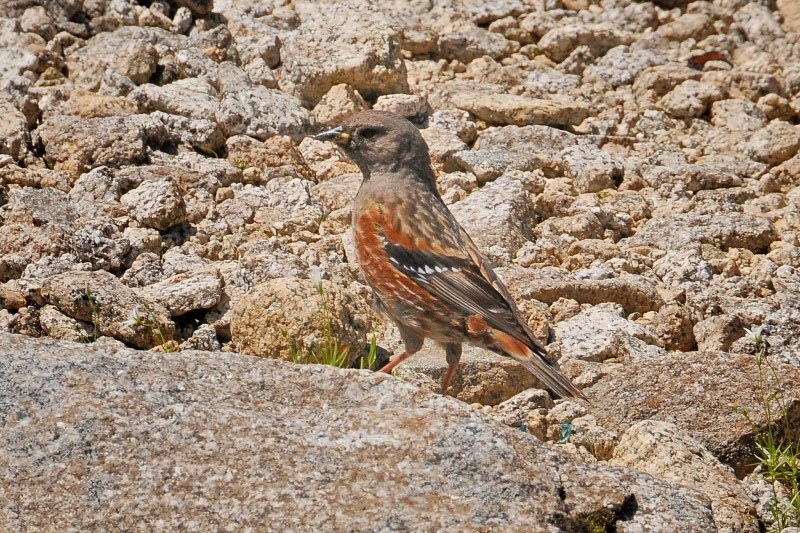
[312,84,368,128]
[120,178,187,231]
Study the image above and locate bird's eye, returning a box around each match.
[359,128,379,139]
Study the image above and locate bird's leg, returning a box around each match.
[378,324,424,374]
[377,349,417,373]
[440,343,462,395]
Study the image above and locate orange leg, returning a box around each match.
[377,350,417,374]
[440,343,462,395]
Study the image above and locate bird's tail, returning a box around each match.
[493,330,586,400]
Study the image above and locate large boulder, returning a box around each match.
[0,332,717,532]
[281,3,408,106]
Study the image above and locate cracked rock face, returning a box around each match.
[0,333,716,532]
[2,0,800,530]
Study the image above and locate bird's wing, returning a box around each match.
[371,200,584,399]
[381,223,541,354]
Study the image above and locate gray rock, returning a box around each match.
[0,332,717,532]
[420,126,469,173]
[226,13,281,69]
[452,149,544,184]
[662,80,725,119]
[437,21,517,63]
[587,350,800,477]
[711,99,768,132]
[747,120,800,165]
[129,77,220,121]
[180,323,221,351]
[552,306,666,364]
[490,388,554,427]
[0,93,31,162]
[450,91,591,127]
[498,267,665,315]
[136,270,222,317]
[582,45,665,88]
[65,28,160,89]
[538,23,632,63]
[627,212,775,253]
[150,111,225,153]
[36,115,166,178]
[120,178,187,231]
[372,93,430,118]
[449,174,534,265]
[41,270,175,349]
[642,163,744,192]
[610,420,758,532]
[560,145,624,193]
[428,109,478,144]
[216,64,314,141]
[0,46,39,90]
[474,124,579,153]
[281,2,408,106]
[68,166,128,218]
[312,84,369,128]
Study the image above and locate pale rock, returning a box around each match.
[0,93,31,162]
[693,314,745,352]
[711,99,768,132]
[428,109,478,144]
[587,350,800,476]
[662,80,725,119]
[136,270,222,317]
[490,388,555,427]
[499,268,665,316]
[373,93,430,118]
[559,145,624,193]
[420,126,469,173]
[452,149,544,184]
[120,178,187,231]
[582,45,665,88]
[747,120,800,165]
[451,91,591,127]
[65,28,159,89]
[449,174,534,265]
[231,277,367,366]
[552,306,666,364]
[626,212,775,252]
[474,124,579,153]
[312,84,368,128]
[180,323,221,351]
[437,21,517,63]
[216,63,315,141]
[0,332,718,532]
[41,270,174,349]
[150,111,225,153]
[36,115,164,178]
[611,420,758,533]
[281,3,408,106]
[538,23,632,63]
[656,13,714,42]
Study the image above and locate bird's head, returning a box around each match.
[314,111,434,184]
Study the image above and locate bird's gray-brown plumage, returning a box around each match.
[315,111,584,399]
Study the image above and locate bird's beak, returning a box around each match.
[314,126,351,146]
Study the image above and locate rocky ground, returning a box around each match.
[1,0,800,531]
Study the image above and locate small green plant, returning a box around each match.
[234,159,252,171]
[289,272,351,367]
[289,272,381,370]
[732,325,800,532]
[124,302,175,353]
[83,286,102,343]
[360,331,379,370]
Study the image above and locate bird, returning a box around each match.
[315,110,584,399]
